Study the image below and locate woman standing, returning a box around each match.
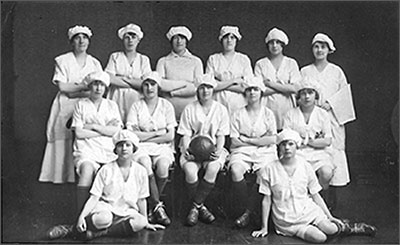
[254,27,302,131]
[156,26,203,121]
[126,71,177,226]
[206,25,253,114]
[228,76,277,228]
[105,23,151,123]
[39,25,103,184]
[300,33,356,195]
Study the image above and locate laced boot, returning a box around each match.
[234,209,251,228]
[198,205,215,224]
[46,224,74,240]
[341,221,377,237]
[186,204,199,226]
[153,202,171,226]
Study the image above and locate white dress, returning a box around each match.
[126,98,177,162]
[254,56,302,130]
[71,98,123,171]
[90,161,149,217]
[206,52,253,113]
[229,106,278,171]
[301,63,356,186]
[105,51,151,123]
[39,52,102,183]
[283,106,334,171]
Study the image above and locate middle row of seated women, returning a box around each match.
[71,68,334,231]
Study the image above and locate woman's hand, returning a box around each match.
[210,148,222,161]
[76,217,87,233]
[329,216,345,228]
[321,101,332,111]
[239,135,250,143]
[251,228,269,238]
[184,149,195,161]
[83,123,98,131]
[145,223,165,231]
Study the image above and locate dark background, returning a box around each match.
[1,0,399,222]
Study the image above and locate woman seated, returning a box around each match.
[46,130,164,240]
[71,71,123,213]
[228,76,277,228]
[252,129,377,243]
[177,73,230,226]
[282,77,334,191]
[126,71,177,226]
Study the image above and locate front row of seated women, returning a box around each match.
[46,71,376,242]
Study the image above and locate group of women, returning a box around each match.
[41,23,372,243]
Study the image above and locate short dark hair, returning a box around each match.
[296,88,319,100]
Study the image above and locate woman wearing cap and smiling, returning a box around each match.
[156,26,204,121]
[126,71,177,226]
[254,27,302,131]
[39,25,103,184]
[105,23,152,123]
[300,33,356,207]
[206,25,253,114]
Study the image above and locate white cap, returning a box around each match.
[166,26,192,41]
[67,25,93,40]
[194,73,218,89]
[142,71,161,86]
[244,76,266,92]
[312,33,336,53]
[218,25,242,41]
[297,76,321,94]
[277,129,302,146]
[85,71,110,87]
[112,130,140,147]
[118,23,144,40]
[265,27,289,45]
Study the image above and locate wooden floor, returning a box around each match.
[2,144,399,244]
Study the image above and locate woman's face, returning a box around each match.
[312,42,330,61]
[123,32,140,52]
[222,33,237,52]
[245,87,262,104]
[298,88,317,107]
[89,81,107,99]
[71,33,90,53]
[142,80,159,99]
[197,84,214,102]
[171,34,187,54]
[267,39,284,56]
[279,140,297,159]
[115,141,135,159]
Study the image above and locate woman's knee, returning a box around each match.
[91,211,113,230]
[303,226,328,243]
[183,162,199,183]
[138,156,153,174]
[78,162,97,186]
[155,158,171,178]
[230,162,246,182]
[203,162,220,182]
[318,220,339,235]
[318,166,333,183]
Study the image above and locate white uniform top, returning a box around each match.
[254,56,302,130]
[71,98,123,164]
[105,51,152,122]
[47,52,103,141]
[206,52,253,113]
[283,106,332,163]
[258,157,324,234]
[300,63,355,149]
[126,98,177,155]
[156,49,204,120]
[90,161,149,217]
[177,100,230,145]
[230,106,277,156]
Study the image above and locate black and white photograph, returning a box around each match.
[1,1,399,244]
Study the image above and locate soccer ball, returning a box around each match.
[188,135,216,162]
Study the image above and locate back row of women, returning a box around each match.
[40,23,365,242]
